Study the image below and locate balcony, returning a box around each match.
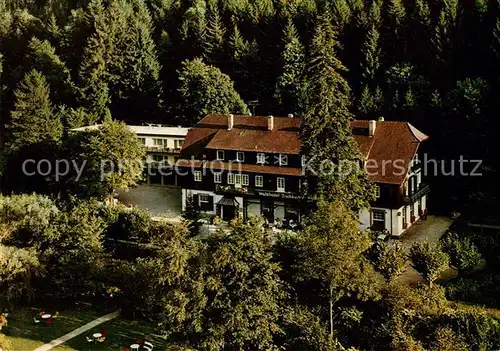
[215,184,254,196]
[403,183,430,204]
[144,146,181,154]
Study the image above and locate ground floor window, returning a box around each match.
[372,209,385,231]
[199,194,214,211]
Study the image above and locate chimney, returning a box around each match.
[368,120,376,136]
[288,113,294,118]
[378,116,384,122]
[228,114,234,130]
[268,115,274,131]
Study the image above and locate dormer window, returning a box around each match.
[257,153,266,164]
[216,150,225,160]
[236,152,244,162]
[279,154,288,166]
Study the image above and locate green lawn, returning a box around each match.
[53,316,171,351]
[1,306,177,351]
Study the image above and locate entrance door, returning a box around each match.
[261,199,274,222]
[222,205,235,221]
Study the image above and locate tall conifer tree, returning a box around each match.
[7,69,61,153]
[275,19,306,115]
[301,14,374,210]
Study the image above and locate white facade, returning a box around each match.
[360,158,428,236]
[71,124,189,165]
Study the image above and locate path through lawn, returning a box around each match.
[33,311,119,351]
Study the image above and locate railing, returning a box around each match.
[215,185,251,195]
[403,183,430,204]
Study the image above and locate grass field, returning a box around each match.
[1,306,174,351]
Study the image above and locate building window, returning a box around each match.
[236,152,244,162]
[199,194,213,212]
[279,154,288,166]
[194,171,202,182]
[277,177,285,192]
[217,150,225,160]
[153,154,163,162]
[375,185,380,198]
[153,138,166,147]
[255,175,263,187]
[175,139,184,149]
[257,153,266,164]
[372,209,385,230]
[214,172,222,183]
[228,173,235,184]
[242,174,249,186]
[301,155,306,167]
[138,137,146,145]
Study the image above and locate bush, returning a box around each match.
[409,241,449,285]
[368,241,407,282]
[106,208,152,242]
[441,232,484,273]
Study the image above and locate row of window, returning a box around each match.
[216,150,289,166]
[194,171,285,190]
[137,137,184,149]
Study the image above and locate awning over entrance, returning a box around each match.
[218,197,239,207]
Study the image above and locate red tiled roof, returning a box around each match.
[176,159,303,176]
[352,120,429,184]
[181,115,429,185]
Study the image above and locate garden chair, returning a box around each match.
[86,336,93,343]
[144,341,154,350]
[33,317,41,324]
[53,312,59,319]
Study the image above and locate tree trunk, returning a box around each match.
[329,285,334,338]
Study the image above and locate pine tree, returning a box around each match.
[360,24,381,84]
[368,0,382,28]
[110,0,163,122]
[7,69,62,153]
[331,0,352,29]
[203,3,226,65]
[78,0,112,121]
[24,37,75,105]
[228,21,260,100]
[275,19,306,115]
[358,85,375,115]
[302,14,374,210]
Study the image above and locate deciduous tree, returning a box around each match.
[295,201,380,338]
[177,58,248,125]
[409,241,449,286]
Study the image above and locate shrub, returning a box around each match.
[409,241,449,285]
[441,232,484,273]
[369,241,407,281]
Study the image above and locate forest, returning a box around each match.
[0,0,500,350]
